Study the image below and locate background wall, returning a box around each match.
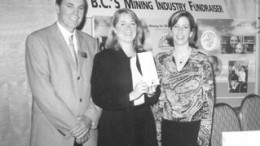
[0,0,258,146]
[217,0,259,106]
[0,1,56,145]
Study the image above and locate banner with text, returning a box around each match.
[87,0,229,19]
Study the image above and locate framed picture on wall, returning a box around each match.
[197,19,257,99]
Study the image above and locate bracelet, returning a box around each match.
[91,122,97,130]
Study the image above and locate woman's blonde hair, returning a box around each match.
[105,8,144,52]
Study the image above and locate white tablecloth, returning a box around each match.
[223,131,260,146]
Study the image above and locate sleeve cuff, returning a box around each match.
[91,122,98,130]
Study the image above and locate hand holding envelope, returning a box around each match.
[146,85,157,97]
[130,80,149,101]
[131,51,159,105]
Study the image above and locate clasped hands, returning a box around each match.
[70,115,92,144]
[130,80,158,101]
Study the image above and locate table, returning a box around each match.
[222,130,260,146]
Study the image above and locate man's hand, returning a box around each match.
[71,115,92,144]
[75,132,90,144]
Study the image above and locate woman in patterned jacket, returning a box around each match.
[153,11,215,146]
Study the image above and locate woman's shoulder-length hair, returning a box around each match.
[105,8,145,52]
[166,11,198,48]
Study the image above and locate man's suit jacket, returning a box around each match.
[25,23,101,146]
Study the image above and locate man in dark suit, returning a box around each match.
[25,0,101,146]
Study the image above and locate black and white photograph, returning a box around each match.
[0,0,260,146]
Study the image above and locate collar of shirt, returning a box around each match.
[57,21,78,52]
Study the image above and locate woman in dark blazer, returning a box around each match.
[91,8,160,146]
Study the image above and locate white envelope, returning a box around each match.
[222,131,260,146]
[137,51,159,86]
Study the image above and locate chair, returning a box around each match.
[239,94,260,131]
[211,103,241,146]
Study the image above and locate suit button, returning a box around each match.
[77,76,80,80]
[80,98,82,102]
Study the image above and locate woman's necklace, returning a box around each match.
[173,47,192,71]
[178,55,188,64]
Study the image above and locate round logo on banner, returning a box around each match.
[200,30,217,51]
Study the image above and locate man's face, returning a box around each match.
[56,0,86,32]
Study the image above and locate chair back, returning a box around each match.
[211,103,241,146]
[239,94,260,130]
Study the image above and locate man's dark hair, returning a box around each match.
[56,0,87,7]
[56,0,62,6]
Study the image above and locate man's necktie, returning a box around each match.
[69,35,78,66]
[74,139,82,146]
